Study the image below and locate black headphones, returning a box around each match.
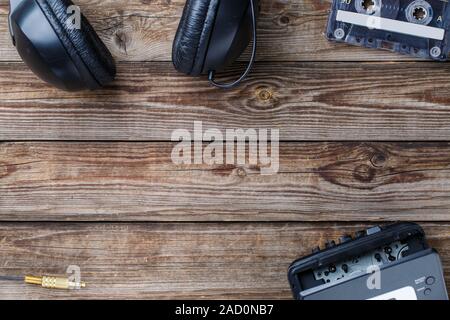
[8,0,258,91]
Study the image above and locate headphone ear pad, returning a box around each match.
[37,0,116,87]
[172,0,219,76]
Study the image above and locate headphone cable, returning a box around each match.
[0,275,23,282]
[208,0,257,89]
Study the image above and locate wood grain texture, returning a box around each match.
[2,61,450,141]
[0,0,417,62]
[1,142,450,221]
[0,222,448,299]
[1,0,450,301]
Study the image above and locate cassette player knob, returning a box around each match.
[339,235,352,244]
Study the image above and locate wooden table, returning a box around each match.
[0,0,449,299]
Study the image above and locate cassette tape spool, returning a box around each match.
[326,0,450,60]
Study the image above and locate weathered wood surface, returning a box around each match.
[1,0,450,300]
[2,62,450,141]
[0,0,417,62]
[1,142,450,221]
[0,222,448,299]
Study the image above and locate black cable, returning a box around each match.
[0,275,23,282]
[208,0,257,89]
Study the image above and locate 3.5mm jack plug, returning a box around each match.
[25,275,86,290]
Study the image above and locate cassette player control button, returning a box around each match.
[339,235,352,243]
[355,230,366,238]
[366,226,382,235]
[424,288,432,296]
[312,246,320,254]
[426,276,436,285]
[325,240,336,249]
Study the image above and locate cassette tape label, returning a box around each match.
[336,10,446,40]
[326,0,450,60]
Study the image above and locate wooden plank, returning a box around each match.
[1,61,450,141]
[1,142,450,221]
[0,222,448,299]
[0,0,417,62]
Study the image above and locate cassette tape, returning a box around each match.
[326,0,450,60]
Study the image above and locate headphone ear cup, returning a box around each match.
[172,0,219,76]
[37,0,116,87]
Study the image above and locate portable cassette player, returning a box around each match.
[288,222,448,300]
[326,0,450,60]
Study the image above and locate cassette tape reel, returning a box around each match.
[326,0,450,60]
